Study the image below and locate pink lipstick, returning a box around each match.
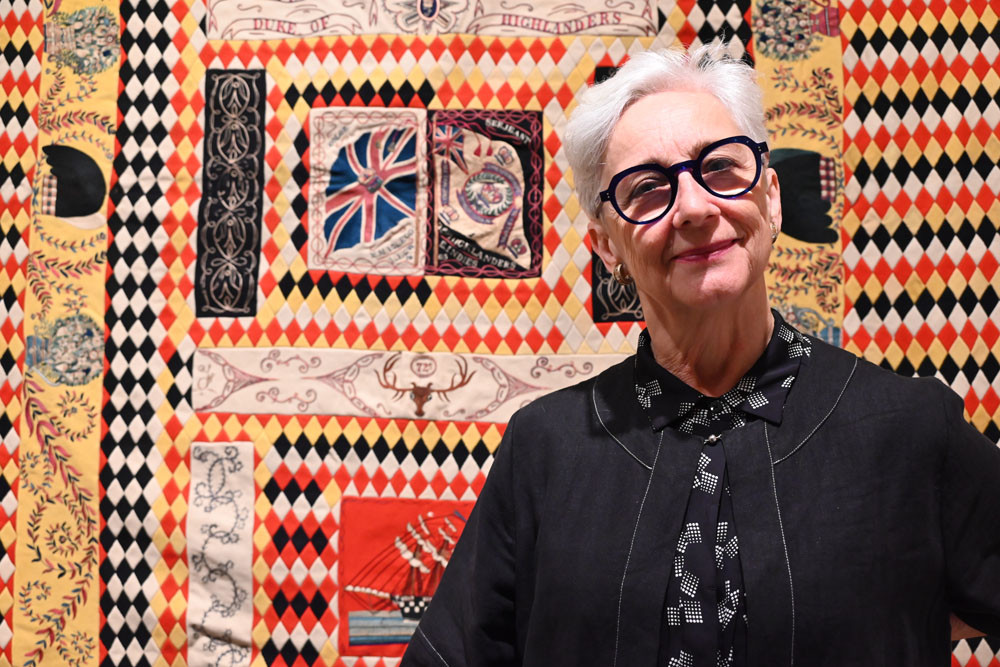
[673,238,737,262]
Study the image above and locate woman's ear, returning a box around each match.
[766,166,782,235]
[588,217,622,273]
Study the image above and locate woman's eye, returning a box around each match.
[634,181,661,195]
[703,157,737,173]
[631,177,669,198]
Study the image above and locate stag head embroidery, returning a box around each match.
[376,353,475,417]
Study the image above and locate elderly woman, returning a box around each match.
[401,44,1000,667]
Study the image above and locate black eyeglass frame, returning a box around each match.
[598,135,770,225]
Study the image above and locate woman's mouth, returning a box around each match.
[672,238,738,263]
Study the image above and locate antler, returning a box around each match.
[375,354,475,417]
[375,352,406,399]
[428,358,475,402]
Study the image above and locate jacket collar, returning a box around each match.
[591,335,857,463]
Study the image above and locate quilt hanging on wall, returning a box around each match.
[0,0,998,664]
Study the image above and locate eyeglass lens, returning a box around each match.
[613,141,760,224]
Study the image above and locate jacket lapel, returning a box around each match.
[594,363,704,666]
[592,359,660,467]
[765,336,859,463]
[723,422,794,667]
[724,337,859,666]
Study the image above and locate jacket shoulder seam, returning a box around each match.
[591,381,653,470]
[773,356,858,465]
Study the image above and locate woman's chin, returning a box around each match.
[654,275,758,312]
[640,286,745,320]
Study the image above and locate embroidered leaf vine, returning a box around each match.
[24,503,46,563]
[47,71,100,108]
[768,250,842,314]
[769,123,840,151]
[765,101,841,129]
[39,110,115,135]
[52,391,97,441]
[26,260,55,320]
[51,129,115,160]
[41,71,67,113]
[766,66,843,154]
[17,581,52,625]
[32,223,107,252]
[29,252,107,280]
[21,380,98,667]
[27,253,104,320]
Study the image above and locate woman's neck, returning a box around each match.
[643,294,774,397]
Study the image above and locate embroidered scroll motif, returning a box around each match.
[427,110,543,278]
[192,348,623,422]
[309,108,427,275]
[196,70,265,316]
[188,443,254,667]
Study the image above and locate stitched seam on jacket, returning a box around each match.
[592,383,653,470]
[612,429,663,667]
[415,626,451,667]
[764,423,795,667]
[772,357,858,465]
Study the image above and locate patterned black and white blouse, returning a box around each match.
[633,311,812,667]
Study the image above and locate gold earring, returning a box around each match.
[770,222,779,243]
[612,263,634,285]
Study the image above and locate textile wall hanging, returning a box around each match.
[0,0,997,663]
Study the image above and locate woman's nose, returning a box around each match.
[669,169,717,228]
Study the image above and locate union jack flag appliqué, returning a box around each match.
[323,126,418,255]
[433,124,468,174]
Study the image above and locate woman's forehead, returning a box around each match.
[608,90,741,163]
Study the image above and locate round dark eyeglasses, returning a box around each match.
[598,135,769,225]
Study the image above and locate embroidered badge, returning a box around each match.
[25,312,103,386]
[427,110,542,277]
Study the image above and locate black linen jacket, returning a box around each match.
[402,337,1000,667]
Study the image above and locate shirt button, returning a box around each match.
[709,402,723,415]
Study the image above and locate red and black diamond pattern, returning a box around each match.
[841,0,999,653]
[841,0,1000,447]
[0,0,41,661]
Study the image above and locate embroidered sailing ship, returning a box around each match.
[344,510,467,645]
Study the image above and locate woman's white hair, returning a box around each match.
[563,42,768,220]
